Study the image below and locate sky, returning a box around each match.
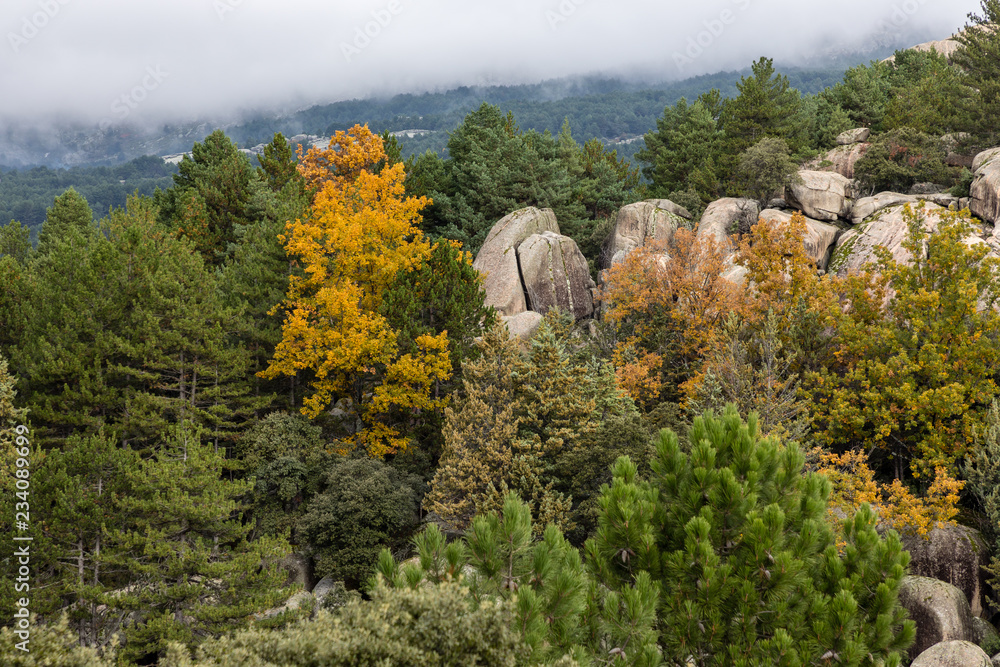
[0,0,978,128]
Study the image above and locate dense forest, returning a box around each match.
[5,2,1000,665]
[0,156,177,236]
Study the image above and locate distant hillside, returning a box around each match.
[0,155,177,235]
[0,64,865,170]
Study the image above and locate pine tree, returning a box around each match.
[637,93,725,202]
[424,323,523,529]
[156,130,261,264]
[0,354,34,622]
[15,206,123,444]
[377,492,662,666]
[430,103,585,253]
[587,406,915,666]
[219,175,309,414]
[720,58,805,179]
[35,188,95,257]
[17,195,261,450]
[0,219,31,264]
[105,423,291,663]
[954,0,1000,142]
[34,430,139,649]
[381,239,497,380]
[257,132,301,193]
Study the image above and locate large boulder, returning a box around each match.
[696,198,759,250]
[786,171,855,222]
[884,37,962,65]
[277,553,315,590]
[517,231,595,320]
[899,576,977,660]
[473,207,560,317]
[974,616,999,651]
[607,199,690,267]
[757,209,840,270]
[971,147,1000,228]
[807,142,870,179]
[852,192,920,225]
[837,127,871,145]
[828,203,946,276]
[943,133,976,169]
[975,148,1000,173]
[902,525,990,619]
[911,640,991,667]
[502,311,544,340]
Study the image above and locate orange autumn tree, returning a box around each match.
[680,213,844,438]
[599,228,741,406]
[262,127,451,457]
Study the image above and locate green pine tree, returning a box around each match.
[0,219,31,264]
[378,492,661,666]
[382,239,497,379]
[17,195,263,451]
[954,0,1000,142]
[587,406,915,666]
[637,93,725,203]
[35,188,95,257]
[105,423,291,663]
[427,103,586,253]
[155,130,262,264]
[256,132,301,193]
[720,58,805,177]
[424,323,523,530]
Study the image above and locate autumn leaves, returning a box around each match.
[262,125,450,457]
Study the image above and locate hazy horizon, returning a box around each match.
[0,0,976,130]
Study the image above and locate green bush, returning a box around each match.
[299,456,421,585]
[235,411,325,474]
[0,615,114,666]
[161,582,528,667]
[853,127,955,195]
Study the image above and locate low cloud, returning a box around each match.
[0,0,975,127]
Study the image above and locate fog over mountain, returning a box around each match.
[0,0,975,129]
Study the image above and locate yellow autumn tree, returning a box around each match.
[815,450,963,539]
[262,131,450,457]
[296,124,386,195]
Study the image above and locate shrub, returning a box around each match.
[299,456,421,585]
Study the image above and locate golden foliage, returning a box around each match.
[296,124,386,195]
[816,449,963,538]
[809,206,1000,478]
[262,136,448,457]
[735,211,841,330]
